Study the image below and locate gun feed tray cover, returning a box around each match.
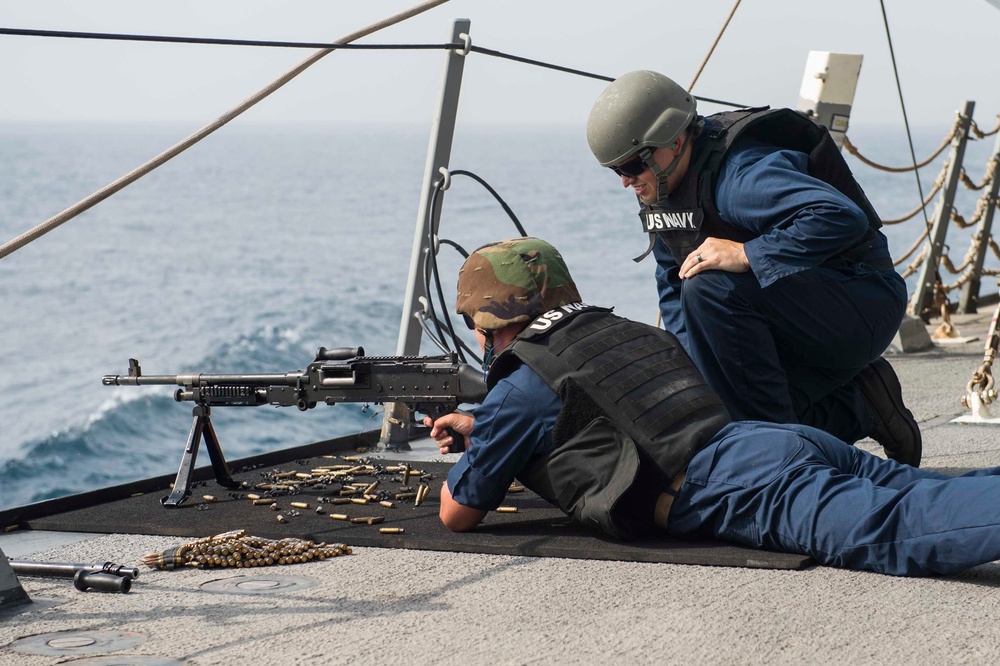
[7,432,812,570]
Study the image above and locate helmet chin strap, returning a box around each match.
[481,329,502,377]
[646,135,693,203]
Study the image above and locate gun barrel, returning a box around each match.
[103,372,305,387]
[10,560,140,580]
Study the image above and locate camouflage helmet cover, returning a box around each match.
[586,70,697,167]
[456,237,581,331]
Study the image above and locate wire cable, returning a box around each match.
[0,26,749,109]
[879,0,931,230]
[0,27,458,50]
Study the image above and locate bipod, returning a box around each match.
[162,403,240,507]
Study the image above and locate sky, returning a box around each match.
[1,0,999,133]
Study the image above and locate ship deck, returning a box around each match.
[3,310,1000,665]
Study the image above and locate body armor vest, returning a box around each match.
[488,304,731,539]
[639,107,886,268]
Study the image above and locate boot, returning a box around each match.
[856,358,922,467]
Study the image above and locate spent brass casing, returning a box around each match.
[350,516,384,525]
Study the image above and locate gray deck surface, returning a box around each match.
[3,312,1000,665]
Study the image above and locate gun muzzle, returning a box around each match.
[74,570,132,593]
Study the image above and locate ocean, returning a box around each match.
[1,119,997,510]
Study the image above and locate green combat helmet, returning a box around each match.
[456,237,581,331]
[586,70,697,167]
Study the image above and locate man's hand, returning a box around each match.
[678,237,751,279]
[422,413,475,455]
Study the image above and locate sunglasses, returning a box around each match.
[610,153,649,178]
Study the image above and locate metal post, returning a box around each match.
[908,101,975,321]
[958,131,1000,313]
[379,19,470,450]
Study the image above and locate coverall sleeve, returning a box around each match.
[715,144,871,288]
[447,367,557,511]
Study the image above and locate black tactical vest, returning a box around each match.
[639,107,886,269]
[487,303,731,540]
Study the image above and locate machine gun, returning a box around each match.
[103,347,487,507]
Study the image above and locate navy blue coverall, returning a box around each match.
[652,136,908,444]
[449,362,1000,577]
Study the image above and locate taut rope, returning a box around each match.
[0,0,451,260]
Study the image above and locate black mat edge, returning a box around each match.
[0,430,379,527]
[4,431,814,571]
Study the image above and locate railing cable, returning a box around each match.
[0,26,750,110]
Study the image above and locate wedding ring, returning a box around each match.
[696,254,704,263]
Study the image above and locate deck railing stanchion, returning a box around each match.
[909,101,975,321]
[380,19,471,450]
[958,130,1000,313]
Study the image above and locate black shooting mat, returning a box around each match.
[20,442,812,571]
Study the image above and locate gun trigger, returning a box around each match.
[128,358,141,378]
